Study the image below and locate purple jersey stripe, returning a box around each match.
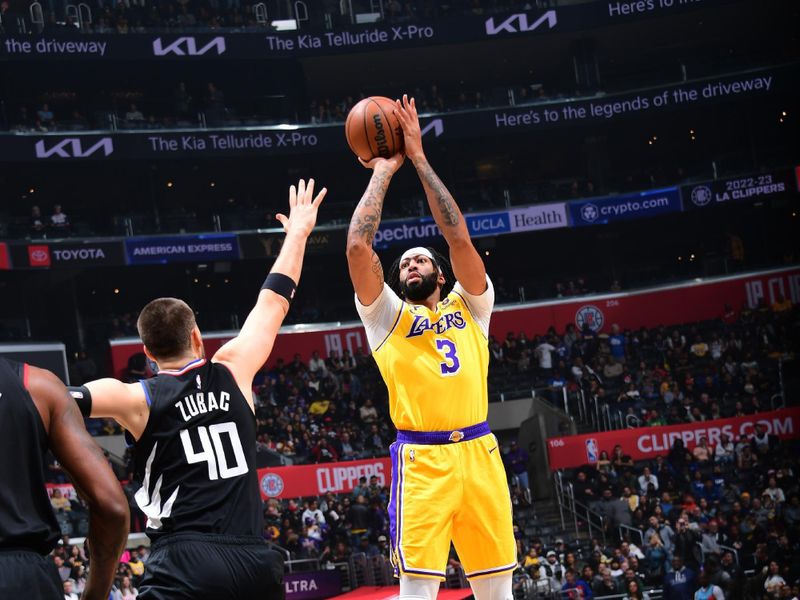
[465,561,518,578]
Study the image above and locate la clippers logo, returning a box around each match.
[28,245,51,267]
[35,137,113,159]
[260,473,284,498]
[575,305,604,332]
[485,11,557,35]
[152,36,226,56]
[690,185,713,207]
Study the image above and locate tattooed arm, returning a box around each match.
[346,154,405,305]
[394,94,487,294]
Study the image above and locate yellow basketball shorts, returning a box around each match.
[387,421,517,580]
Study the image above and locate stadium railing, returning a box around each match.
[553,472,608,546]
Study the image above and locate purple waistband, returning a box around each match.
[396,421,491,445]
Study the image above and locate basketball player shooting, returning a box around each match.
[67,179,326,600]
[346,95,516,600]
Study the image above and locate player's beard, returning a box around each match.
[402,270,440,302]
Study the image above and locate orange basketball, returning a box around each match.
[345,96,404,161]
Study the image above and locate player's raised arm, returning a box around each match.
[213,178,326,398]
[30,366,129,600]
[394,94,487,295]
[346,154,404,305]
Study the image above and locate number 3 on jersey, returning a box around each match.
[180,422,248,481]
[435,339,461,375]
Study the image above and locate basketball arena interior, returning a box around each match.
[0,0,799,598]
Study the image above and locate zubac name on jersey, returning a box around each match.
[174,389,231,423]
[406,310,466,338]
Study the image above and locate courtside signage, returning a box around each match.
[373,211,511,248]
[284,572,342,600]
[546,408,800,470]
[10,240,125,268]
[258,458,390,499]
[568,187,681,226]
[508,203,568,232]
[682,168,794,209]
[125,234,240,265]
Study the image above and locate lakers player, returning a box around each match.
[346,95,515,600]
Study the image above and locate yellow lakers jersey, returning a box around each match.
[372,287,490,432]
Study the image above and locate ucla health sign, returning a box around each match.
[508,203,569,232]
[569,187,681,226]
[125,234,240,265]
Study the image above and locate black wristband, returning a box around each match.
[262,272,297,303]
[68,385,93,417]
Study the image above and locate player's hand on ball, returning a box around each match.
[359,153,405,175]
[276,178,327,238]
[394,94,424,161]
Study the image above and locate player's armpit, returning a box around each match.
[447,237,487,296]
[84,377,149,440]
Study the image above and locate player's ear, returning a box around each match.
[191,326,203,351]
[142,345,157,365]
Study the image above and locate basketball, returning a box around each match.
[345,96,404,162]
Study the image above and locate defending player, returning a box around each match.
[68,179,326,599]
[0,358,128,600]
[346,95,515,600]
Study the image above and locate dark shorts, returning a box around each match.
[0,550,62,600]
[139,533,284,600]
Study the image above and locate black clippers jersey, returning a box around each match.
[0,358,60,554]
[134,359,262,540]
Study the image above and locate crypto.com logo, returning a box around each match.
[35,137,114,159]
[152,36,226,56]
[580,203,600,223]
[485,11,557,35]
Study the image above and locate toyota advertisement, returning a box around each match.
[8,240,126,268]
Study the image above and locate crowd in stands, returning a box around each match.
[487,292,795,411]
[1,0,565,35]
[6,78,559,133]
[42,294,797,597]
[27,203,71,237]
[533,420,800,600]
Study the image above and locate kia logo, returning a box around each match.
[35,137,114,159]
[485,11,557,35]
[152,36,226,56]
